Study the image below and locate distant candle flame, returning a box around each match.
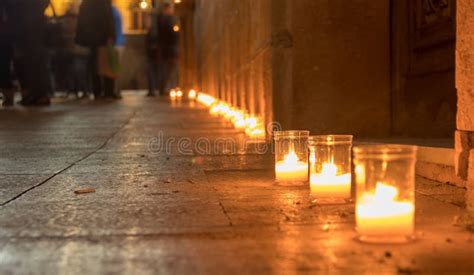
[188,89,197,99]
[197,94,216,106]
[195,92,265,138]
[139,0,148,9]
[170,89,177,98]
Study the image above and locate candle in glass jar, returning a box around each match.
[275,149,308,182]
[310,163,351,198]
[356,182,414,238]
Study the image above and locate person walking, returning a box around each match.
[76,0,116,99]
[13,0,51,106]
[158,3,179,96]
[57,3,90,98]
[112,3,125,99]
[146,5,160,97]
[147,3,179,96]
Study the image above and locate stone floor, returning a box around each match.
[0,92,472,274]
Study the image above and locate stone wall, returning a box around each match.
[456,0,474,211]
[194,0,284,128]
[290,0,391,137]
[194,0,391,137]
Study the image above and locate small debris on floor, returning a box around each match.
[164,179,172,183]
[74,188,96,195]
[143,184,148,188]
[172,190,180,193]
[187,179,196,184]
[384,251,392,258]
[445,238,453,243]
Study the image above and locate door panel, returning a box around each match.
[391,0,456,137]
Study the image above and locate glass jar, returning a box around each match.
[353,145,417,243]
[308,135,353,204]
[274,130,310,186]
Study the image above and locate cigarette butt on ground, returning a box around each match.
[74,188,96,195]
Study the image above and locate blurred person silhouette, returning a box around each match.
[0,0,15,106]
[146,4,160,97]
[112,2,125,99]
[13,0,51,106]
[76,0,116,99]
[56,2,90,98]
[147,2,179,97]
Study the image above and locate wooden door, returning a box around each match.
[391,0,456,137]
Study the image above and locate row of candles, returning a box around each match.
[170,89,266,138]
[194,92,266,138]
[274,131,417,243]
[188,90,417,243]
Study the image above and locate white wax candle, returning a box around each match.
[310,163,351,198]
[275,150,308,182]
[356,183,414,237]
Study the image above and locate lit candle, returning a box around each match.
[356,182,414,239]
[247,127,265,139]
[310,162,351,198]
[176,89,183,98]
[232,112,246,128]
[197,94,216,106]
[245,117,258,129]
[188,89,197,100]
[275,149,308,182]
[170,89,177,99]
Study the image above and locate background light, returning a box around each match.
[139,0,148,9]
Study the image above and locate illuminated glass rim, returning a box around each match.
[273,130,310,139]
[354,144,418,160]
[308,135,353,145]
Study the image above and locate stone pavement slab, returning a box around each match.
[0,92,472,274]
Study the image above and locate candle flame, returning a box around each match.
[361,182,399,204]
[373,183,398,202]
[358,182,413,218]
[197,94,216,106]
[284,149,299,164]
[188,89,197,99]
[245,117,257,129]
[170,89,177,98]
[321,163,338,176]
